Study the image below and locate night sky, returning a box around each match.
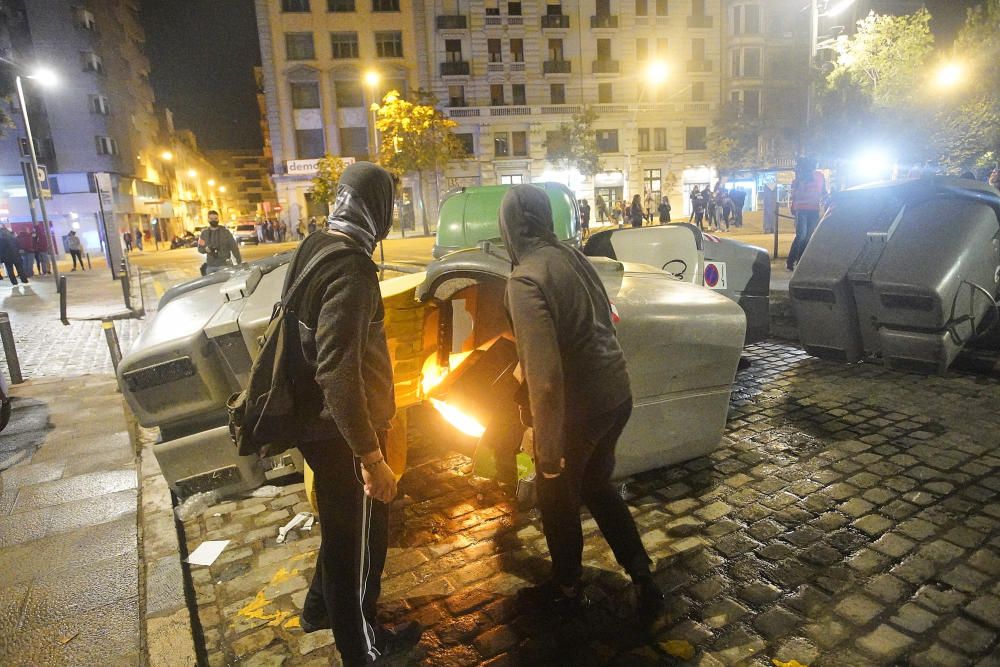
[138,0,980,152]
[140,0,262,150]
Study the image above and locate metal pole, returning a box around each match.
[805,0,819,138]
[15,75,60,284]
[102,318,122,372]
[0,312,23,384]
[86,252,92,269]
[58,275,68,325]
[120,258,131,310]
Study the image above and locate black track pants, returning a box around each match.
[299,435,388,666]
[536,399,652,587]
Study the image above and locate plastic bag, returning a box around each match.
[174,490,220,522]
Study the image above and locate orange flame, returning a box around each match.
[420,351,484,438]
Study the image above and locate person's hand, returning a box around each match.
[362,460,397,503]
[541,457,566,479]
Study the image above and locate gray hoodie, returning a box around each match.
[499,185,631,475]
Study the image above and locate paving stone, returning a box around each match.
[940,564,991,594]
[910,644,972,667]
[871,532,916,558]
[920,539,966,565]
[737,582,781,606]
[852,514,893,537]
[912,584,967,615]
[943,526,987,549]
[752,605,800,640]
[833,594,883,626]
[232,627,276,659]
[939,617,997,655]
[888,602,938,634]
[857,624,915,661]
[866,574,910,604]
[700,597,749,629]
[966,595,1000,629]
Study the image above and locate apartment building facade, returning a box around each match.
[254,0,421,226]
[206,149,278,218]
[0,0,183,252]
[417,0,724,218]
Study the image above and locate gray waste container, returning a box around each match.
[790,178,1000,373]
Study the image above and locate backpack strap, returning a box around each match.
[281,240,358,307]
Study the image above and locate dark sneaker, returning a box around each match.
[374,620,422,659]
[635,576,665,626]
[518,579,588,612]
[298,612,331,634]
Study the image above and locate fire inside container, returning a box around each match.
[420,337,520,439]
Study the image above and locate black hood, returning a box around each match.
[327,161,395,253]
[498,185,560,265]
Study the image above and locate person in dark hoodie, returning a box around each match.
[498,184,664,622]
[281,162,419,666]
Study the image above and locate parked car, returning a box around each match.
[234,224,259,246]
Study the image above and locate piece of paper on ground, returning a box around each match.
[187,540,230,566]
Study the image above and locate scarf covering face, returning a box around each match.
[325,161,395,254]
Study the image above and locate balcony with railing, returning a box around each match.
[543,59,572,74]
[590,14,618,28]
[541,14,569,29]
[490,106,531,117]
[436,15,467,29]
[687,15,713,28]
[686,59,713,73]
[440,61,471,76]
[487,62,505,73]
[592,59,620,74]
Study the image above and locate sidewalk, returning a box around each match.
[0,259,196,665]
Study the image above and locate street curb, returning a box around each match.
[132,410,199,667]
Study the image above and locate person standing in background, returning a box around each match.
[787,157,826,271]
[32,223,50,274]
[657,195,671,224]
[579,199,591,239]
[66,231,85,271]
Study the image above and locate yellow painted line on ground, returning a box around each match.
[152,279,165,299]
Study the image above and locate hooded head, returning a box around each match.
[498,184,560,266]
[326,161,395,254]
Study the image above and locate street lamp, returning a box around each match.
[161,151,173,161]
[625,60,670,200]
[207,178,216,187]
[363,69,381,158]
[12,65,61,282]
[187,169,197,178]
[935,62,965,90]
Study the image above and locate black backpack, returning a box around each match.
[227,240,357,458]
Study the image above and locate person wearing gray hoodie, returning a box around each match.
[282,162,419,665]
[498,184,664,622]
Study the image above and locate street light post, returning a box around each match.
[625,60,670,202]
[14,73,60,283]
[363,70,381,159]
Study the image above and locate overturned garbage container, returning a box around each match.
[790,177,1000,374]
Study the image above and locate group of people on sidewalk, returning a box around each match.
[264,163,665,666]
[0,223,56,285]
[688,184,748,232]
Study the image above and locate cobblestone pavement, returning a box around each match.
[0,269,143,379]
[180,341,1000,666]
